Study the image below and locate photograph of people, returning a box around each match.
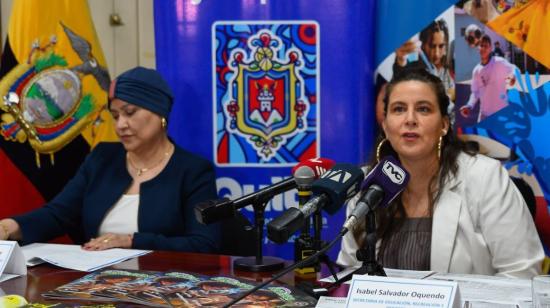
[462,0,501,23]
[393,19,455,103]
[337,68,543,278]
[493,40,505,57]
[455,23,484,82]
[460,34,518,122]
[0,66,220,253]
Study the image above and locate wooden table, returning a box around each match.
[0,251,347,305]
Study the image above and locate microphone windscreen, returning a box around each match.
[267,208,304,244]
[311,163,365,214]
[194,198,235,224]
[293,166,316,186]
[361,156,409,208]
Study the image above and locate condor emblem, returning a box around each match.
[214,22,320,166]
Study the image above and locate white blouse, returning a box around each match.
[98,194,139,235]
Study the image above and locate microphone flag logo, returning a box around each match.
[321,169,352,183]
[382,160,406,184]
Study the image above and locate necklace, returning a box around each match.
[127,145,172,176]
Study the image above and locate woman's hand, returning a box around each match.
[0,219,22,241]
[82,233,133,250]
[395,40,418,67]
[0,221,9,240]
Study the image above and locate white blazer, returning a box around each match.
[337,153,544,279]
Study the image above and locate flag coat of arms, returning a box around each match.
[0,0,116,218]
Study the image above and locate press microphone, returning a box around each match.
[292,157,336,192]
[267,163,366,244]
[342,156,409,233]
[225,159,407,307]
[194,158,335,224]
[292,158,335,180]
[292,158,335,274]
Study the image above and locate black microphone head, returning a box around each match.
[361,156,410,208]
[267,208,304,244]
[194,198,235,224]
[311,163,365,214]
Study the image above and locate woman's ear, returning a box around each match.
[442,116,450,135]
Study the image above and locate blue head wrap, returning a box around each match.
[109,66,173,118]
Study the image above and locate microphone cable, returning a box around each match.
[222,228,347,308]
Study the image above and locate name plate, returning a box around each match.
[345,274,460,308]
[0,240,27,282]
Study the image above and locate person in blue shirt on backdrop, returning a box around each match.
[338,68,543,278]
[0,66,220,253]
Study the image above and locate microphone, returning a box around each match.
[292,157,335,180]
[224,160,407,306]
[342,156,409,232]
[194,158,335,224]
[267,163,366,244]
[292,157,336,192]
[292,158,335,274]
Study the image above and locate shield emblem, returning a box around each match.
[225,30,309,160]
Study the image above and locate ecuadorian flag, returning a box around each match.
[0,0,117,218]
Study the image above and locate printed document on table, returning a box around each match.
[429,272,531,305]
[315,296,346,308]
[22,243,151,272]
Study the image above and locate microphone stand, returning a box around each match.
[294,183,316,274]
[292,209,344,299]
[326,207,385,289]
[311,208,340,277]
[233,197,286,272]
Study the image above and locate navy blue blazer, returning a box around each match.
[14,142,220,253]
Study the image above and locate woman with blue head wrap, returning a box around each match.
[0,67,220,253]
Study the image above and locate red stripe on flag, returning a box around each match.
[35,117,73,134]
[0,148,72,243]
[15,71,36,95]
[0,148,45,217]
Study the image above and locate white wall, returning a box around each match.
[0,0,155,78]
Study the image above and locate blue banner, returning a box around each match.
[154,0,375,260]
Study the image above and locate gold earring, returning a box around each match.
[161,118,167,129]
[376,138,387,163]
[437,135,443,160]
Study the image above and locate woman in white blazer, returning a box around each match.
[337,68,543,278]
